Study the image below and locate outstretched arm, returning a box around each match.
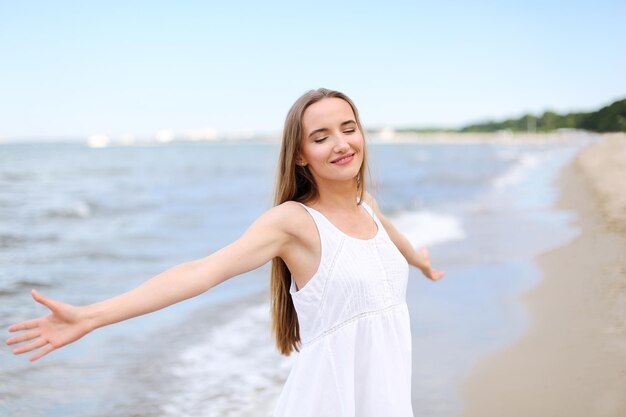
[6,205,293,361]
[365,193,445,282]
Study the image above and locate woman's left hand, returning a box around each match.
[416,247,445,281]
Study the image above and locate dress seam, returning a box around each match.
[373,238,395,304]
[301,303,406,347]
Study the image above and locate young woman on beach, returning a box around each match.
[7,88,445,416]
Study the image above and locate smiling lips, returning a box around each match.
[331,153,355,165]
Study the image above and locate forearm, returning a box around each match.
[392,231,425,270]
[82,260,212,331]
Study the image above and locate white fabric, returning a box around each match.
[273,202,414,417]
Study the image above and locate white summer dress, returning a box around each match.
[273,201,414,417]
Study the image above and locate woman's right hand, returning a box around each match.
[6,290,92,362]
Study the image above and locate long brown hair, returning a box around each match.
[270,88,369,355]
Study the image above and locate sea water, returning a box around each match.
[0,136,590,416]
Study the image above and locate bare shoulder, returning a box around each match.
[232,201,314,260]
[260,200,314,238]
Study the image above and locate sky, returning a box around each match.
[1,0,625,140]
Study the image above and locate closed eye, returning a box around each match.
[314,137,328,143]
[343,128,356,134]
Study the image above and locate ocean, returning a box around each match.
[0,135,589,416]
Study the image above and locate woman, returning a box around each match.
[7,88,445,416]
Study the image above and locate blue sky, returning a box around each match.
[1,1,625,139]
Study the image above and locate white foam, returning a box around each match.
[159,303,294,417]
[389,210,465,249]
[46,200,92,218]
[491,152,543,189]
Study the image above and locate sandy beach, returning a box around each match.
[459,133,626,416]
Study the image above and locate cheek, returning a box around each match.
[301,144,326,165]
[351,134,365,152]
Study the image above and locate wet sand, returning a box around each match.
[459,133,626,416]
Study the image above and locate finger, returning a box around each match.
[13,337,47,355]
[8,318,40,333]
[30,344,55,362]
[32,290,58,312]
[6,330,40,346]
[426,269,444,281]
[434,271,446,280]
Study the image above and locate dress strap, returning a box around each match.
[360,201,382,229]
[361,201,374,217]
[296,202,343,238]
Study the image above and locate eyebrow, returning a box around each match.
[307,120,356,138]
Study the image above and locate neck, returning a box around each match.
[311,178,360,212]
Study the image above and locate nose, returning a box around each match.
[333,134,350,153]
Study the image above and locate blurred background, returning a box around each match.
[1,1,624,417]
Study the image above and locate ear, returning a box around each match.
[296,156,307,167]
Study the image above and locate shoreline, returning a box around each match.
[459,133,626,416]
[368,130,592,144]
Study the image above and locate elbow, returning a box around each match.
[184,257,225,293]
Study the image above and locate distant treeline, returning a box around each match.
[398,97,626,133]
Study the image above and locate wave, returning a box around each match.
[45,200,92,219]
[0,279,54,297]
[389,210,465,248]
[0,233,59,248]
[0,233,27,248]
[58,250,160,262]
[491,152,544,189]
[157,302,292,416]
[0,172,36,182]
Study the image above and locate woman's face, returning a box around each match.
[299,97,364,185]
